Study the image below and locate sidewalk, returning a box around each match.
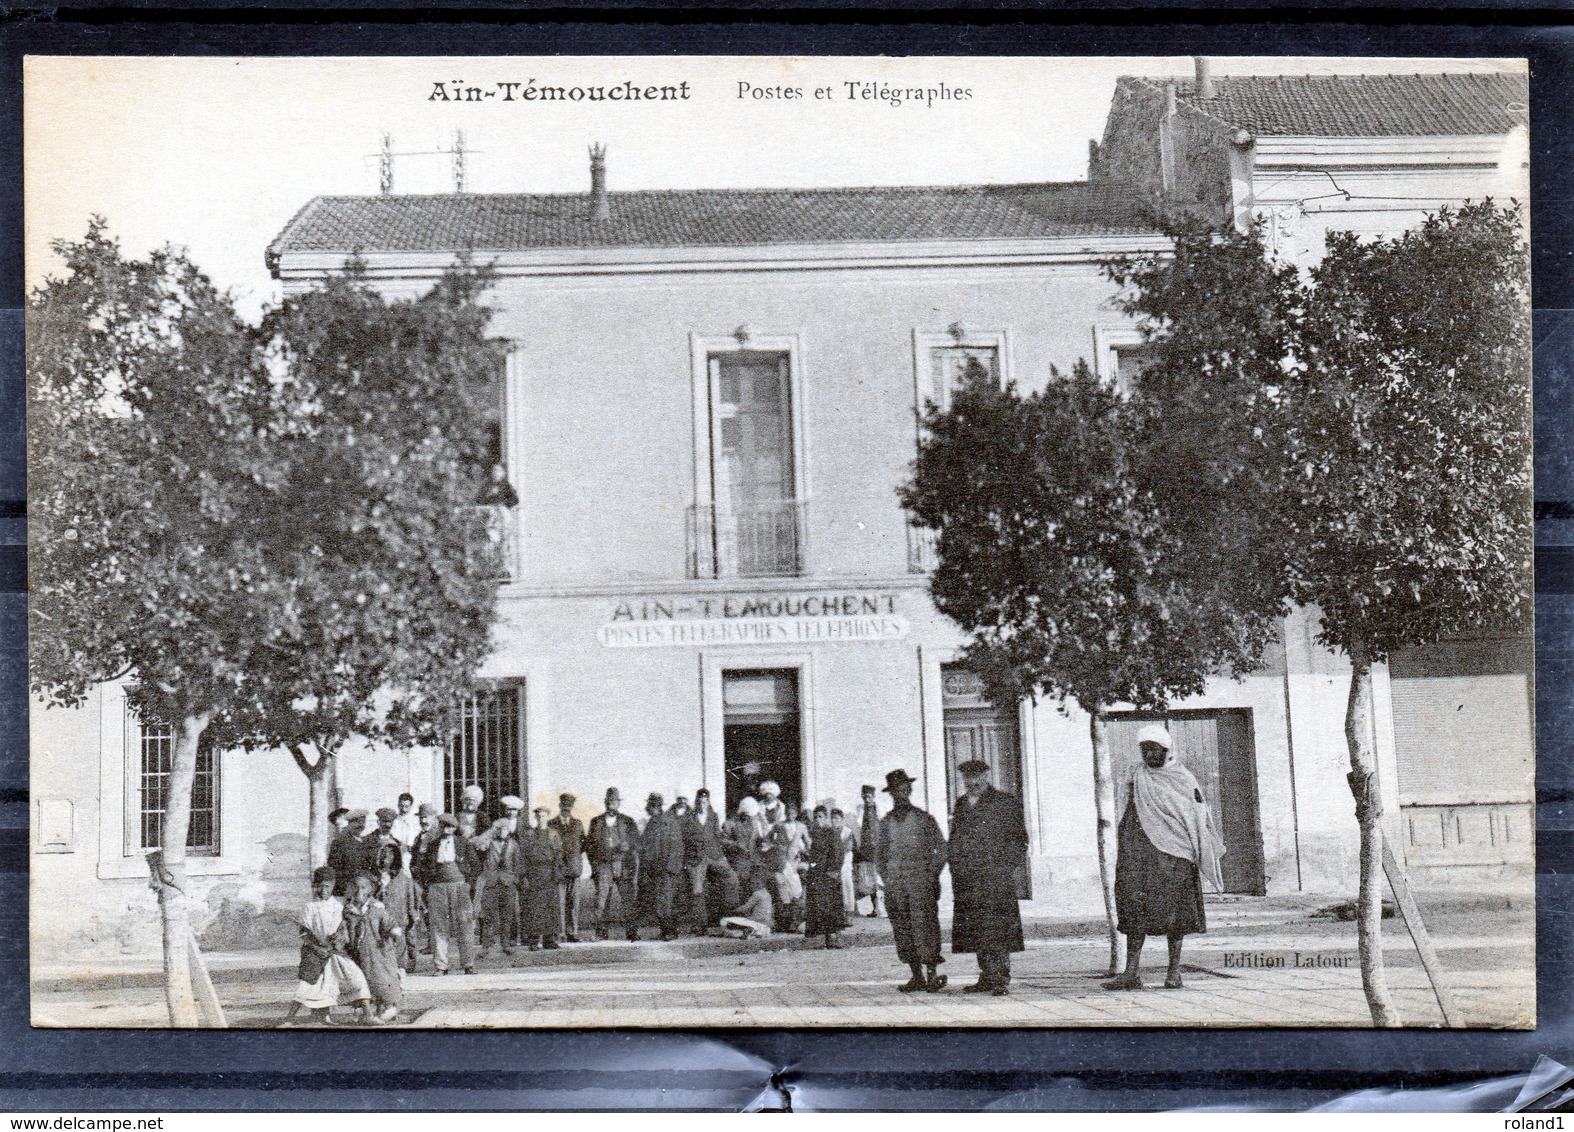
[31,894,1534,1030]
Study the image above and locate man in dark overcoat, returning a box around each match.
[949,758,1028,995]
[875,768,948,993]
[636,793,685,940]
[586,788,640,941]
[549,793,586,942]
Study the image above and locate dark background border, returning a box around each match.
[1,16,1570,1111]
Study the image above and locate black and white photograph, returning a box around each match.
[25,54,1533,1030]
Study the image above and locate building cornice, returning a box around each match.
[498,574,934,601]
[1249,133,1513,171]
[272,234,1172,286]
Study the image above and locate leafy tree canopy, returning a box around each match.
[1285,202,1532,661]
[29,221,506,749]
[899,359,1286,713]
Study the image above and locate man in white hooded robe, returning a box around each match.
[1102,723,1225,991]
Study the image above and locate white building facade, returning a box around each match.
[30,69,1533,957]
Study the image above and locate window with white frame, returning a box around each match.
[909,329,1008,573]
[914,328,1008,413]
[1093,325,1157,396]
[689,336,806,579]
[128,715,220,856]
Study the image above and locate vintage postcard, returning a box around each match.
[25,55,1534,1029]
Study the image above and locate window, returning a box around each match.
[475,356,517,578]
[909,330,1008,571]
[445,684,526,817]
[691,347,804,578]
[1093,325,1154,395]
[1112,344,1159,393]
[133,718,220,856]
[928,344,1000,409]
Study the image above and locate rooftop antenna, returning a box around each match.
[379,133,395,195]
[450,129,468,194]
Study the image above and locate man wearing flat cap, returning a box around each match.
[549,793,586,943]
[876,769,948,993]
[473,796,525,956]
[949,758,1029,996]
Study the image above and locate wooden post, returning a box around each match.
[1381,832,1466,1029]
[188,932,228,1029]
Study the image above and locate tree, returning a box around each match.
[1280,203,1532,1025]
[29,224,504,1025]
[1108,204,1531,1025]
[899,361,1287,975]
[216,265,507,871]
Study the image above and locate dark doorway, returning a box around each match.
[941,666,1031,898]
[1107,709,1266,895]
[723,669,801,814]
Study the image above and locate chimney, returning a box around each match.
[1194,56,1215,99]
[588,143,610,221]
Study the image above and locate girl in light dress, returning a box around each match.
[282,866,376,1027]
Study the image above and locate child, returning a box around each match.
[376,841,420,972]
[343,872,404,1024]
[804,805,849,949]
[283,866,375,1027]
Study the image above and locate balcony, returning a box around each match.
[688,500,806,579]
[907,524,939,574]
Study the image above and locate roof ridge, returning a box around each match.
[308,181,1117,204]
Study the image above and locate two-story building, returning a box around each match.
[30,66,1533,957]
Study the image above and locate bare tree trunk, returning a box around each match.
[1346,655,1400,1027]
[155,712,211,1028]
[290,742,337,870]
[1089,707,1121,977]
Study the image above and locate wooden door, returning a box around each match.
[1107,710,1265,895]
[944,706,1031,898]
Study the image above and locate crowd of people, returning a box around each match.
[286,723,1223,1024]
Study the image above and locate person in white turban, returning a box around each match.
[1102,723,1225,991]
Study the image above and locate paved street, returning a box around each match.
[32,894,1534,1030]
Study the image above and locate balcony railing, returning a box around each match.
[688,500,806,579]
[907,524,939,574]
[475,503,518,581]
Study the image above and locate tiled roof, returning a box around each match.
[267,183,1161,262]
[1159,72,1528,138]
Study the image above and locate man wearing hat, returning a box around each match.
[520,806,564,950]
[327,809,369,896]
[410,803,441,957]
[549,793,586,943]
[756,781,787,827]
[473,796,525,956]
[681,787,738,934]
[852,784,883,918]
[637,793,685,941]
[366,807,402,874]
[586,788,641,941]
[1103,724,1224,992]
[412,812,479,974]
[458,784,487,840]
[876,769,948,993]
[949,759,1029,996]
